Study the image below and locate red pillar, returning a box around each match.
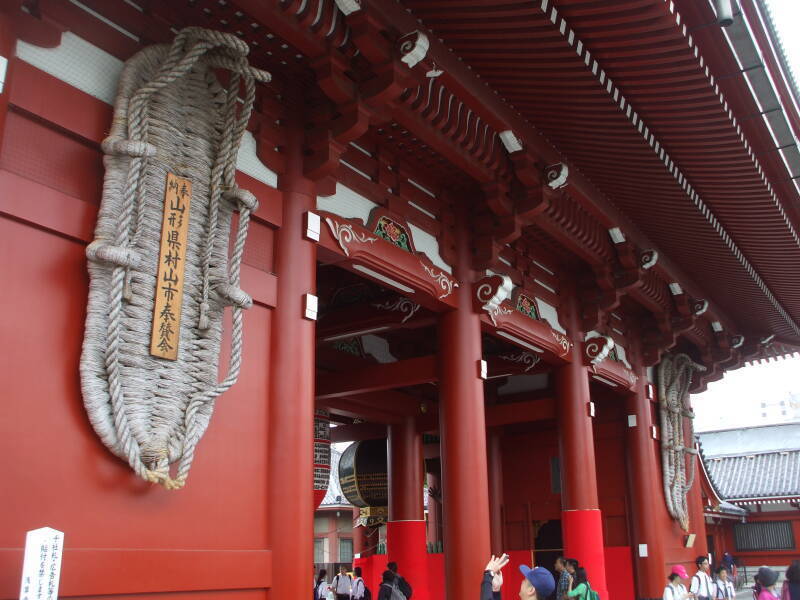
[266,109,317,599]
[388,416,428,598]
[488,428,505,555]
[438,207,491,599]
[625,363,668,600]
[555,292,608,599]
[426,472,442,547]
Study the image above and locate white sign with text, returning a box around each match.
[19,527,64,600]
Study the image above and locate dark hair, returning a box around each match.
[387,562,398,573]
[317,569,327,584]
[715,566,728,576]
[382,570,395,583]
[787,561,800,584]
[566,558,580,570]
[668,574,681,583]
[696,556,708,568]
[556,556,566,565]
[354,567,362,578]
[340,564,349,572]
[573,567,588,587]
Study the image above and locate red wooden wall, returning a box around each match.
[0,41,281,600]
[709,511,800,567]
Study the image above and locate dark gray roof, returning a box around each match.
[704,450,800,500]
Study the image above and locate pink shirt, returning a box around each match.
[759,589,780,600]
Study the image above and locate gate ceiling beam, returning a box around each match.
[316,355,437,399]
[366,0,739,330]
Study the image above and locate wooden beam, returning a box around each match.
[486,398,556,427]
[316,355,437,399]
[330,422,388,443]
[321,398,403,424]
[317,299,434,343]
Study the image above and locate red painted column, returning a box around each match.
[266,108,317,599]
[438,207,491,599]
[426,472,442,547]
[625,361,668,600]
[488,428,505,555]
[555,291,608,599]
[388,416,428,599]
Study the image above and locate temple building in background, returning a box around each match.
[701,424,800,570]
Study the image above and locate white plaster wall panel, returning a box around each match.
[17,33,122,104]
[17,33,278,188]
[537,299,566,333]
[408,223,451,274]
[317,184,378,224]
[361,334,397,364]
[615,344,633,369]
[236,131,278,187]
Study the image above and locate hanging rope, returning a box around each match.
[81,28,270,489]
[657,353,706,530]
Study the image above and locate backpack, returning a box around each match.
[380,582,407,600]
[584,582,600,600]
[353,577,371,600]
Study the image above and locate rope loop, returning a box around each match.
[86,240,142,269]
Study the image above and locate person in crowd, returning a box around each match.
[690,556,714,600]
[316,569,329,600]
[715,566,735,600]
[566,567,591,600]
[378,570,399,600]
[387,561,413,599]
[555,557,571,600]
[565,559,579,577]
[783,561,800,600]
[756,567,780,600]
[664,565,692,600]
[351,566,366,600]
[754,571,763,600]
[330,565,353,600]
[481,554,510,600]
[480,554,555,600]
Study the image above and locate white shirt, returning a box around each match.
[317,581,329,598]
[691,572,714,598]
[715,580,735,600]
[665,583,688,600]
[332,574,353,595]
[352,577,365,600]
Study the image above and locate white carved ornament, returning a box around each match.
[585,333,615,365]
[545,163,569,189]
[640,249,659,270]
[499,351,540,372]
[422,263,458,299]
[551,331,572,357]
[476,275,514,326]
[398,31,430,69]
[372,297,421,324]
[325,216,377,257]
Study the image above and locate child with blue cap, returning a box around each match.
[481,554,556,600]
